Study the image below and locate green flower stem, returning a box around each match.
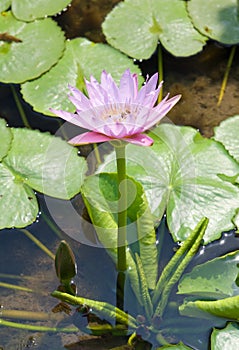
[217,45,236,106]
[115,144,127,273]
[114,143,127,312]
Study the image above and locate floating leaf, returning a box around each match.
[102,0,207,58]
[0,118,12,160]
[0,12,65,83]
[21,37,143,116]
[0,123,87,228]
[0,0,10,12]
[211,323,239,350]
[178,250,239,298]
[0,163,38,228]
[11,0,72,21]
[214,115,239,163]
[99,124,239,243]
[187,0,239,44]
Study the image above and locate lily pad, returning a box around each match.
[187,0,239,44]
[0,11,65,83]
[98,124,239,243]
[0,0,10,12]
[211,323,239,350]
[213,115,239,163]
[178,251,239,298]
[0,162,38,228]
[11,0,72,21]
[0,118,12,160]
[0,123,87,228]
[102,0,207,59]
[21,37,143,116]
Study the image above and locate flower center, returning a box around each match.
[101,104,139,123]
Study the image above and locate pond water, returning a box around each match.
[1,1,239,349]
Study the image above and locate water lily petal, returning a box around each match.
[68,131,114,145]
[142,94,181,130]
[68,85,91,111]
[119,69,138,102]
[122,133,154,146]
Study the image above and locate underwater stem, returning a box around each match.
[10,85,31,129]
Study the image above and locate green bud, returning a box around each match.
[55,240,77,284]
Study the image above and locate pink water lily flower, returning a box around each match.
[50,69,181,146]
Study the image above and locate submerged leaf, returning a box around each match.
[52,290,137,329]
[81,173,158,303]
[157,342,193,349]
[184,295,239,320]
[178,250,239,298]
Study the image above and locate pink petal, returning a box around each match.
[142,94,181,130]
[49,108,84,127]
[122,133,154,146]
[68,85,91,111]
[119,69,138,102]
[100,71,120,102]
[68,131,114,145]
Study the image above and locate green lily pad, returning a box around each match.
[0,11,65,83]
[21,37,143,116]
[187,0,239,44]
[0,123,87,228]
[178,251,239,298]
[98,124,239,243]
[11,0,72,21]
[214,115,239,163]
[211,323,239,350]
[102,0,207,59]
[0,0,10,12]
[0,118,12,160]
[0,162,38,228]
